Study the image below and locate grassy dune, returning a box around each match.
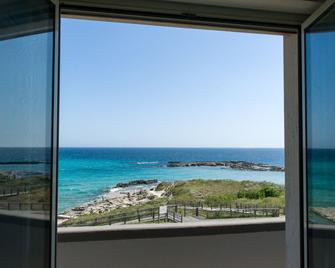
[160,179,285,207]
[61,179,285,227]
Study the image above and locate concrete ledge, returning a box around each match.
[58,217,285,242]
[0,211,50,227]
[309,224,335,239]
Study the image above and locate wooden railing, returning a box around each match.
[0,202,50,211]
[61,207,183,227]
[0,184,48,198]
[167,201,284,218]
[61,201,283,227]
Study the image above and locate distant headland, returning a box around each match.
[167,161,284,172]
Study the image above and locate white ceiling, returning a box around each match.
[164,0,324,15]
[61,0,326,26]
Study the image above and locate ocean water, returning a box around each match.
[0,147,51,175]
[307,149,335,224]
[58,148,284,213]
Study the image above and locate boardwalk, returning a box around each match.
[60,202,282,227]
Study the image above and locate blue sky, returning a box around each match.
[0,33,53,148]
[60,18,284,148]
[307,31,335,149]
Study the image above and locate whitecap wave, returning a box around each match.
[109,187,122,193]
[136,161,158,165]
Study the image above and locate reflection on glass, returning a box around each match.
[0,1,54,267]
[306,5,335,268]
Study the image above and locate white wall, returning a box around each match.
[58,230,285,268]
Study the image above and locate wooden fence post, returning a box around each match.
[137,209,141,223]
[158,208,160,222]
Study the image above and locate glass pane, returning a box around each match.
[306,5,335,268]
[0,1,54,267]
[58,19,284,231]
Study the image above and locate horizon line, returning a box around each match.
[0,146,285,149]
[58,146,284,149]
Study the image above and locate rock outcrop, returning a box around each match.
[167,161,284,172]
[115,179,158,188]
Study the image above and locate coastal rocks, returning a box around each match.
[62,185,166,221]
[115,179,158,188]
[167,161,284,172]
[312,207,335,223]
[72,206,85,212]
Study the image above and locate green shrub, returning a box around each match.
[237,184,282,199]
[260,185,281,198]
[204,194,237,205]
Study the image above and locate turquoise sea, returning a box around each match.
[307,149,335,224]
[58,148,284,213]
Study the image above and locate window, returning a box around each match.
[0,1,55,266]
[58,18,284,228]
[305,4,335,267]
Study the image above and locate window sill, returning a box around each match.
[58,216,285,242]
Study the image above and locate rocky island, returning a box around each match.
[115,179,158,188]
[167,161,284,172]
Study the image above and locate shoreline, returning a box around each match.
[58,161,285,213]
[59,178,285,226]
[311,207,335,223]
[59,181,163,223]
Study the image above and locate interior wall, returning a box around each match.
[58,230,285,268]
[0,216,50,268]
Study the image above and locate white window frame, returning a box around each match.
[53,3,303,268]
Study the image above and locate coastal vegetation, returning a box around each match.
[60,179,285,227]
[0,172,50,204]
[60,197,170,226]
[158,179,284,207]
